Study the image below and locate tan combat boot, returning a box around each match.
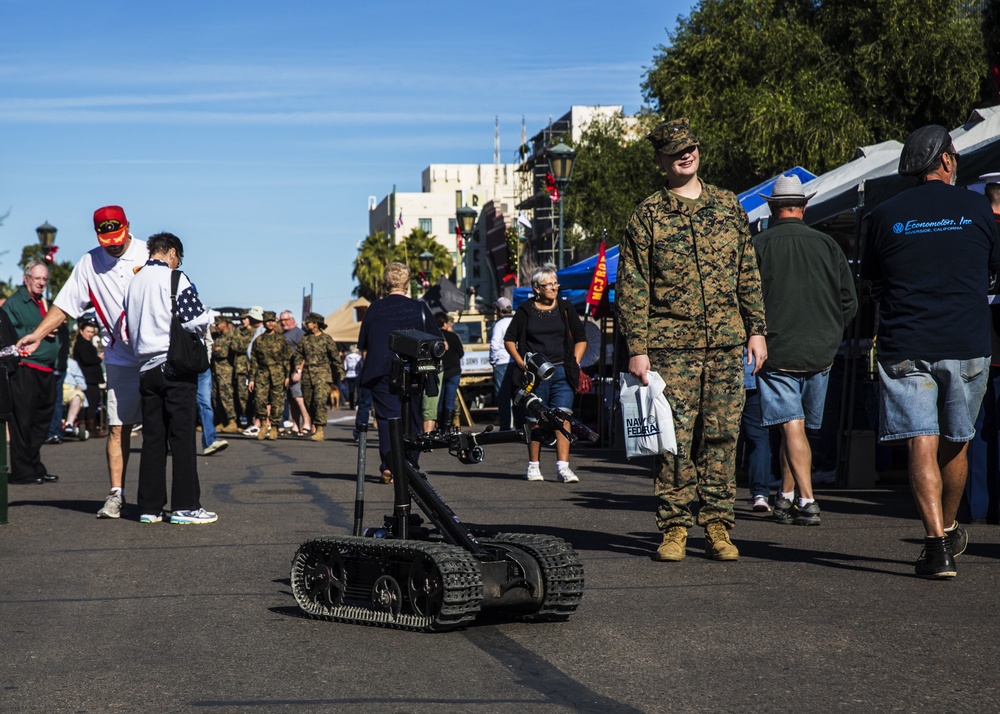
[704,522,739,561]
[220,420,240,434]
[654,526,688,561]
[310,427,324,442]
[256,423,269,440]
[267,425,278,440]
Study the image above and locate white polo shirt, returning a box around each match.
[54,235,147,367]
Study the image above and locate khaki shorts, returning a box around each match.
[106,363,142,426]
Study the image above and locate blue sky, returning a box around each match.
[0,0,695,316]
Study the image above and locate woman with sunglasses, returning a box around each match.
[503,267,587,483]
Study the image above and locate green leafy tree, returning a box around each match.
[351,231,395,300]
[563,112,663,253]
[643,0,991,192]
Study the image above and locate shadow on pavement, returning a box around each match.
[7,498,99,515]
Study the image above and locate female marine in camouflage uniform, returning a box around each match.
[294,312,342,442]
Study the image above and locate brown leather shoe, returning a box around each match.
[704,522,739,561]
[653,526,687,561]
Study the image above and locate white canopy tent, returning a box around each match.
[748,106,1000,227]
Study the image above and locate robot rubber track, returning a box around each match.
[290,533,584,632]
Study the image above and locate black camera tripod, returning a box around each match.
[290,330,596,631]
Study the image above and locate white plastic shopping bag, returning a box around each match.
[619,371,677,458]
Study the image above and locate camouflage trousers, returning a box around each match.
[213,366,235,424]
[234,370,251,422]
[302,379,332,428]
[649,345,744,530]
[253,366,286,422]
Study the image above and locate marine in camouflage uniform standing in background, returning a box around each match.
[294,312,342,442]
[211,315,240,433]
[230,308,258,428]
[617,118,768,562]
[248,310,291,440]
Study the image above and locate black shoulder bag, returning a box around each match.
[167,269,210,376]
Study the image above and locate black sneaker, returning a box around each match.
[915,537,957,579]
[793,501,821,526]
[773,496,794,525]
[944,522,968,557]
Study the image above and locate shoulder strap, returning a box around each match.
[170,270,182,315]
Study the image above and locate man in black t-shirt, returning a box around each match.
[860,125,1000,579]
[436,313,464,429]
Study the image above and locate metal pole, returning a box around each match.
[0,420,8,525]
[558,194,565,270]
[352,424,367,536]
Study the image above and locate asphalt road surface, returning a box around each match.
[3,413,1000,713]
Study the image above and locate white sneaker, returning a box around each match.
[526,464,544,481]
[170,508,218,525]
[557,465,579,483]
[97,491,124,519]
[204,439,229,456]
[751,495,772,512]
[139,512,163,524]
[242,425,260,436]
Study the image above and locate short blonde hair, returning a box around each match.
[383,262,411,292]
[530,267,557,294]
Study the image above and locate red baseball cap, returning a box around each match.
[93,205,129,247]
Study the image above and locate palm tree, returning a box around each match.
[394,228,454,289]
[352,231,395,300]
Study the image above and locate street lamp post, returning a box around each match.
[36,221,57,301]
[455,205,477,294]
[547,143,576,269]
[419,250,435,295]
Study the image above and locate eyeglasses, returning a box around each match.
[538,282,559,289]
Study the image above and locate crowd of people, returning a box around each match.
[4,117,999,582]
[1,206,353,525]
[618,116,1000,579]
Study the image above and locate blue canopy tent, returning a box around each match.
[737,166,817,217]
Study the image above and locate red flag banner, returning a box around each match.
[545,172,561,203]
[585,242,608,313]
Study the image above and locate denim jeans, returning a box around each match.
[196,369,217,449]
[493,363,513,430]
[741,388,773,499]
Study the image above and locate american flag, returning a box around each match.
[177,285,206,324]
[394,210,403,229]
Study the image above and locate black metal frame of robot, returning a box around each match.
[290,329,596,632]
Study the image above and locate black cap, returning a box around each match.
[898,125,952,177]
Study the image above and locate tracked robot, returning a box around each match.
[290,329,597,631]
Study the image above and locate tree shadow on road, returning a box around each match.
[6,498,99,515]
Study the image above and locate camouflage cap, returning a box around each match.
[646,118,699,154]
[261,310,277,322]
[304,311,327,329]
[213,314,229,324]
